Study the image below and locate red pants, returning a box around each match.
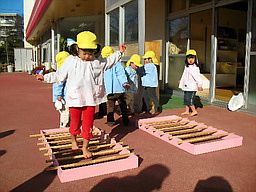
[69,106,95,140]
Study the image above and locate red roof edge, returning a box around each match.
[26,0,52,41]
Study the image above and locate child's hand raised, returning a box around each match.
[119,44,126,53]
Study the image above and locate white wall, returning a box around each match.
[23,0,35,48]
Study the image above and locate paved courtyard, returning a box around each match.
[0,73,255,192]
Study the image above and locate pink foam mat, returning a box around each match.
[138,115,243,155]
[39,127,139,183]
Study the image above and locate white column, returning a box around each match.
[119,6,124,44]
[57,33,60,53]
[138,0,145,56]
[51,26,55,66]
[105,13,110,45]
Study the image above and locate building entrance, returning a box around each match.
[190,9,212,100]
[215,1,247,102]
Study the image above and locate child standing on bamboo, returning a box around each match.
[37,31,126,158]
[179,49,203,116]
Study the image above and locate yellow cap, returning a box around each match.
[101,46,114,58]
[126,54,142,67]
[186,49,197,56]
[76,31,97,49]
[56,51,70,69]
[142,51,158,65]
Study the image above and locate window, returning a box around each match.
[42,48,47,63]
[124,0,138,43]
[168,17,188,54]
[109,8,119,45]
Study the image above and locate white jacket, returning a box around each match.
[44,52,122,107]
[179,64,203,91]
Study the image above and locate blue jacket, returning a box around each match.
[141,63,158,87]
[125,66,138,93]
[104,62,128,95]
[52,81,67,102]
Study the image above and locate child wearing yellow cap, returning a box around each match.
[141,51,161,114]
[37,31,126,158]
[125,54,143,115]
[52,51,70,127]
[102,46,130,126]
[179,49,203,116]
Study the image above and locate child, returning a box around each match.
[66,38,78,56]
[125,54,143,115]
[102,46,130,126]
[37,31,126,158]
[141,51,161,114]
[179,49,203,116]
[94,43,108,119]
[53,51,70,127]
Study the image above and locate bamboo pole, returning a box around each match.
[46,146,129,163]
[38,133,102,142]
[45,153,133,171]
[38,133,72,141]
[39,139,104,151]
[144,117,182,125]
[30,133,43,138]
[158,124,197,132]
[152,121,189,129]
[37,137,84,146]
[39,134,103,145]
[43,142,123,156]
[172,130,217,140]
[30,130,69,138]
[178,133,229,144]
[168,127,207,138]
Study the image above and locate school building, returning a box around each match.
[25,0,256,114]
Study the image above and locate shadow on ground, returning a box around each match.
[108,112,162,142]
[90,164,170,192]
[10,169,56,192]
[0,129,15,139]
[0,149,6,157]
[194,176,233,192]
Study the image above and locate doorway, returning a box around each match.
[215,1,247,102]
[190,9,212,99]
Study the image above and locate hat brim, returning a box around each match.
[76,42,97,49]
[135,63,143,67]
[127,60,142,67]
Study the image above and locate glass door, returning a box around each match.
[190,9,212,100]
[167,17,189,90]
[215,1,248,102]
[247,0,256,113]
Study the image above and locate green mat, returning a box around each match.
[160,95,184,109]
[160,94,208,110]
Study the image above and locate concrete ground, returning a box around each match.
[0,72,255,192]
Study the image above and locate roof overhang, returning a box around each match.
[26,0,104,45]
